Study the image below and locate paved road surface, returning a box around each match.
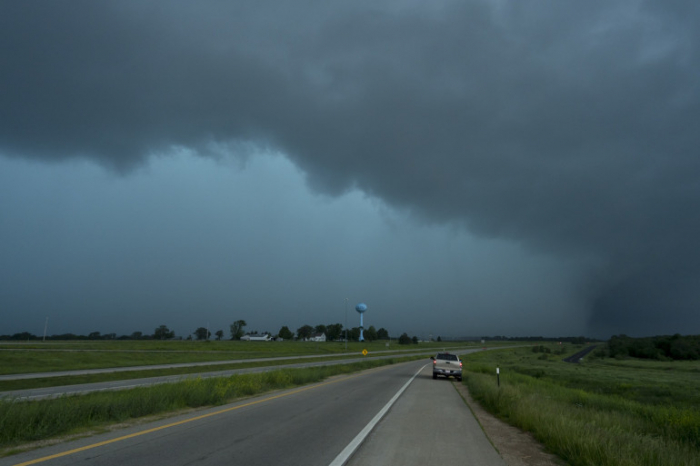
[563,345,598,363]
[347,366,505,465]
[2,360,505,466]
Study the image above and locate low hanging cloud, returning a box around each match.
[2,1,699,335]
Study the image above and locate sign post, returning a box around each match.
[496,367,500,387]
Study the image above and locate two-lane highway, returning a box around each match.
[2,359,505,466]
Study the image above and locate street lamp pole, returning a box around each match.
[345,298,348,351]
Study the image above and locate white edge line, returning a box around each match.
[328,364,427,466]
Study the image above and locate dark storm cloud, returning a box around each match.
[2,1,700,335]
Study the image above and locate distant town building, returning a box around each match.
[240,333,271,341]
[306,333,326,342]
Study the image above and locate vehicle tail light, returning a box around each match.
[459,362,463,368]
[433,359,436,365]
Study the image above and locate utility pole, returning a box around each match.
[345,298,348,351]
[43,317,49,342]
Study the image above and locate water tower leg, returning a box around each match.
[359,313,364,341]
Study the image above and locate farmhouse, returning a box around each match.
[306,332,326,342]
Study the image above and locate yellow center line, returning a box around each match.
[13,371,370,466]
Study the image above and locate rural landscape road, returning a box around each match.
[1,360,505,466]
[1,348,486,400]
[0,348,445,381]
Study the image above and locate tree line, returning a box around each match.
[1,321,398,342]
[480,336,595,344]
[240,322,393,342]
[602,334,700,360]
[2,328,607,344]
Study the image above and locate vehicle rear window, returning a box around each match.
[436,354,458,361]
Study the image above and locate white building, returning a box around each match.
[306,332,326,342]
[240,333,271,341]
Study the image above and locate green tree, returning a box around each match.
[437,336,442,342]
[377,328,389,340]
[365,326,378,342]
[296,325,314,340]
[398,333,411,345]
[130,331,143,340]
[278,326,294,340]
[326,323,343,341]
[154,325,174,340]
[315,324,328,335]
[9,332,37,340]
[230,320,247,340]
[670,338,699,360]
[215,330,224,341]
[348,327,361,341]
[412,336,419,344]
[194,327,211,340]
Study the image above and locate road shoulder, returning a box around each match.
[347,368,506,466]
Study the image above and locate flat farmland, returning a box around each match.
[0,340,485,376]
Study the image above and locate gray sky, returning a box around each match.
[1,1,699,339]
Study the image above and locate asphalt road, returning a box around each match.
[346,365,505,466]
[2,360,505,466]
[563,344,598,363]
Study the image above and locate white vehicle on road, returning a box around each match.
[430,352,462,381]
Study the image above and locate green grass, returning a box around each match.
[0,340,474,375]
[0,353,429,391]
[463,345,700,466]
[0,340,482,391]
[0,356,422,453]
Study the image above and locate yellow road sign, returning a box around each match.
[362,349,368,356]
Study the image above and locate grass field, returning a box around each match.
[0,353,425,392]
[462,345,700,466]
[0,340,480,375]
[0,339,481,391]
